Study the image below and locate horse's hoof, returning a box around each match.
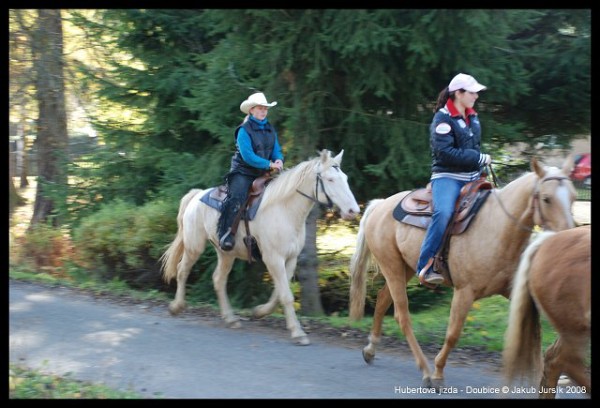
[421,377,433,388]
[226,320,242,329]
[168,302,184,316]
[294,335,310,346]
[362,348,375,364]
[251,307,267,320]
[539,391,557,399]
[430,377,445,391]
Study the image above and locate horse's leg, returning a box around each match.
[252,289,279,319]
[431,287,475,389]
[362,282,393,364]
[212,254,240,328]
[263,256,309,345]
[539,337,563,399]
[252,257,296,319]
[382,263,433,387]
[562,336,592,395]
[541,336,591,399]
[169,247,202,316]
[252,258,297,319]
[562,353,591,396]
[560,353,591,397]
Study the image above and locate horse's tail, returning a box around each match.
[160,189,202,284]
[502,230,556,385]
[349,198,384,321]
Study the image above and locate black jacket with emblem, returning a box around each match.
[430,106,482,173]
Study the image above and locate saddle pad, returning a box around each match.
[199,188,263,221]
[393,190,491,234]
[393,202,430,229]
[199,187,224,211]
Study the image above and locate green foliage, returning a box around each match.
[20,223,62,257]
[9,364,145,399]
[72,199,178,285]
[510,10,591,140]
[17,223,70,271]
[73,199,137,279]
[65,9,590,210]
[129,199,179,261]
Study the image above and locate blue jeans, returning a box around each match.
[416,177,468,273]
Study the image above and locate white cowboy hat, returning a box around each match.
[240,92,277,114]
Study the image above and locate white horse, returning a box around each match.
[161,149,360,345]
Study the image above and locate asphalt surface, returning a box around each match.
[9,280,589,399]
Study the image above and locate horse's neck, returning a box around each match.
[490,173,536,258]
[262,167,316,224]
[496,173,536,225]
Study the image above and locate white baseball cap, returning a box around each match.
[448,73,487,93]
[240,92,277,114]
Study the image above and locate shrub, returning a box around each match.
[14,224,75,280]
[72,199,179,286]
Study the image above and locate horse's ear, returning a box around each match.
[561,154,575,175]
[530,156,545,178]
[333,149,344,166]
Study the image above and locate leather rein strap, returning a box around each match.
[296,166,336,209]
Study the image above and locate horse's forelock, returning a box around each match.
[319,149,332,163]
[544,165,566,178]
[320,151,340,172]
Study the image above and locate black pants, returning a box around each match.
[217,172,255,239]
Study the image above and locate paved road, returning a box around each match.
[9,280,588,399]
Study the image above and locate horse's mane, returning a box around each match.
[497,164,566,193]
[496,170,535,193]
[261,155,323,207]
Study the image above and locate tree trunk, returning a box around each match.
[17,106,30,188]
[30,9,68,227]
[9,144,25,221]
[296,206,324,316]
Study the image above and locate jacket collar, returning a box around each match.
[446,98,477,117]
[249,115,268,126]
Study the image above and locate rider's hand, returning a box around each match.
[272,160,284,172]
[484,154,492,166]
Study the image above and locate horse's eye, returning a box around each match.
[543,196,551,204]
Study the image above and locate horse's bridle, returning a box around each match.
[531,175,570,229]
[492,172,570,232]
[296,164,337,208]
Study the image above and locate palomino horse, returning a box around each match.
[503,225,591,399]
[349,156,576,388]
[161,149,359,345]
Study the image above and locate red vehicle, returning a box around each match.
[570,153,591,189]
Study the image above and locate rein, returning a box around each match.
[490,167,569,232]
[296,165,336,209]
